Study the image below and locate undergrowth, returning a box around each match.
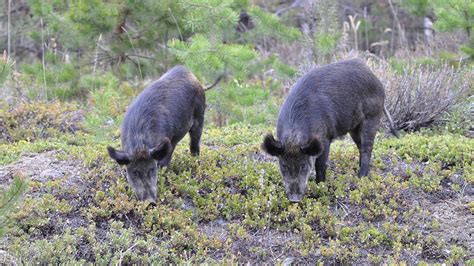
[0,101,472,263]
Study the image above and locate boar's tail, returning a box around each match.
[383,105,400,138]
[204,74,225,91]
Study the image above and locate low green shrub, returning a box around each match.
[0,122,471,264]
[0,101,84,143]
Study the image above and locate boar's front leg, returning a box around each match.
[357,116,381,177]
[189,117,204,156]
[315,140,330,183]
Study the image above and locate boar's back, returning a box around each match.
[121,66,205,153]
[277,59,385,140]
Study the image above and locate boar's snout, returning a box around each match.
[288,194,303,203]
[142,198,157,209]
[133,186,157,203]
[278,156,311,203]
[287,193,304,203]
[286,182,305,203]
[143,194,157,204]
[125,160,158,204]
[146,201,157,209]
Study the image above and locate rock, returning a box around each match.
[39,168,64,181]
[0,150,86,195]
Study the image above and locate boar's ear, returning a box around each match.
[261,134,284,156]
[150,138,171,161]
[300,137,323,156]
[107,146,131,165]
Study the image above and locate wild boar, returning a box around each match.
[261,59,398,202]
[107,65,221,203]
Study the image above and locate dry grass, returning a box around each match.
[370,60,472,132]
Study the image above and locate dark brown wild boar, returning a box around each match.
[107,65,221,204]
[262,59,398,202]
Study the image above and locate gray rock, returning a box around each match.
[39,168,64,181]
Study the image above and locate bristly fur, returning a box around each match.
[107,146,131,165]
[119,65,206,164]
[300,137,323,156]
[271,59,389,182]
[262,134,284,156]
[132,148,150,161]
[108,65,207,203]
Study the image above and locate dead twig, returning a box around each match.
[116,242,138,266]
[373,63,470,132]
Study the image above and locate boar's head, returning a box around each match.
[107,138,171,204]
[261,134,323,202]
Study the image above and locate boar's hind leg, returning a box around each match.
[350,124,362,169]
[358,116,381,177]
[189,118,204,156]
[315,140,330,183]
